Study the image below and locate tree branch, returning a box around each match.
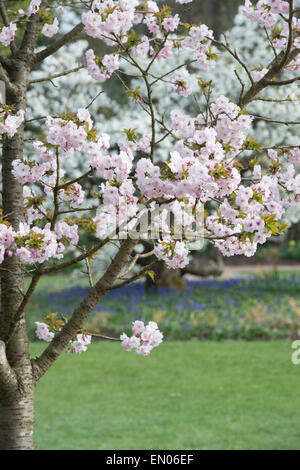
[57,168,94,191]
[212,36,254,85]
[0,340,18,396]
[252,96,300,102]
[31,239,137,381]
[34,23,84,64]
[5,271,43,344]
[240,46,300,107]
[278,0,294,70]
[118,249,155,280]
[19,2,47,60]
[251,114,300,125]
[32,239,107,275]
[29,65,85,84]
[110,260,158,290]
[265,76,300,86]
[0,63,16,94]
[236,2,299,106]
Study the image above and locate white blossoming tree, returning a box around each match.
[1,0,300,450]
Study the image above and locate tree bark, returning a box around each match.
[0,396,34,450]
[0,61,35,449]
[0,339,34,450]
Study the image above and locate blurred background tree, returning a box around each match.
[168,0,243,36]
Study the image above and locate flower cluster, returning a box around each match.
[35,320,92,354]
[243,0,289,28]
[154,239,190,269]
[35,322,55,342]
[182,24,216,70]
[131,35,150,58]
[121,321,163,356]
[15,222,61,264]
[45,114,90,152]
[81,1,217,71]
[60,183,85,209]
[67,333,92,354]
[86,49,119,81]
[0,223,16,264]
[0,23,17,47]
[82,0,137,44]
[35,316,162,357]
[0,107,24,138]
[27,0,42,16]
[172,68,192,97]
[2,218,79,265]
[242,1,300,71]
[42,18,59,38]
[162,14,180,33]
[251,67,268,82]
[7,109,112,264]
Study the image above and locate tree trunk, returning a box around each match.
[0,62,35,449]
[169,0,243,36]
[0,381,34,450]
[182,248,224,278]
[145,260,185,291]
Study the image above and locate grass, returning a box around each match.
[28,270,300,448]
[31,340,300,450]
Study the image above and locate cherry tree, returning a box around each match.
[1,0,300,450]
[26,4,300,251]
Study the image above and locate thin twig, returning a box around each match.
[251,113,300,125]
[29,65,85,84]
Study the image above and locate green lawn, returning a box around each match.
[31,340,300,450]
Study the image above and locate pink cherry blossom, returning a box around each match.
[42,18,59,38]
[162,14,180,32]
[0,23,17,47]
[35,322,55,342]
[121,321,163,356]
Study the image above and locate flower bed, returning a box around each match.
[27,273,300,341]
